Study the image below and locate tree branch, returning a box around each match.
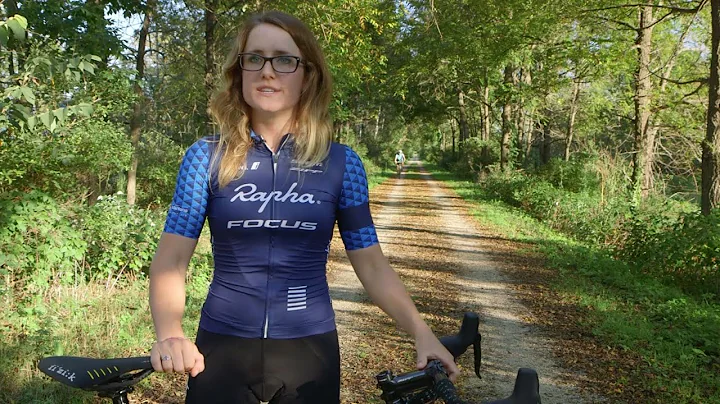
[589,15,637,31]
[649,74,708,87]
[583,1,707,14]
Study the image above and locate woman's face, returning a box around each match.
[241,23,306,123]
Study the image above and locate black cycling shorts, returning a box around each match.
[185,328,340,404]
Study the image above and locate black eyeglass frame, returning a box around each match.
[237,53,306,73]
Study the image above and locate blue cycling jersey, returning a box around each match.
[163,133,379,339]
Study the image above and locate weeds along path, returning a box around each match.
[327,161,602,404]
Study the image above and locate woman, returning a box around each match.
[149,10,458,404]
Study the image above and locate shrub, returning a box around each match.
[78,193,163,286]
[537,156,600,193]
[0,191,87,299]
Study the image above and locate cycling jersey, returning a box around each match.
[163,133,379,339]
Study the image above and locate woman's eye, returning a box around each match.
[248,55,263,63]
[276,56,293,65]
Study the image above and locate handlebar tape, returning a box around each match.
[433,377,466,404]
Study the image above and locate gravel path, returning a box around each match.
[328,161,603,403]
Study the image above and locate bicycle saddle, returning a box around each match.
[38,356,153,392]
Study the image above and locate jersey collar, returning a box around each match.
[250,130,294,154]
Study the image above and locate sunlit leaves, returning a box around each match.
[0,14,28,46]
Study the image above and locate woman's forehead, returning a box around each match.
[244,23,301,55]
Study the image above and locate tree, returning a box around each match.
[702,0,720,214]
[126,0,156,205]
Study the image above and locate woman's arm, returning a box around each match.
[149,232,204,376]
[346,244,460,380]
[149,232,197,339]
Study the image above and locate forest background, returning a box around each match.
[1,0,720,402]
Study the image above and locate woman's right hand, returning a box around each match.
[150,337,205,377]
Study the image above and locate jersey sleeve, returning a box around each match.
[337,146,379,250]
[163,139,212,239]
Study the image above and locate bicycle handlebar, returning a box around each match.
[375,312,541,404]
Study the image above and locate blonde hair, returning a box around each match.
[209,11,333,188]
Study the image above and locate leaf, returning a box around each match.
[6,18,26,41]
[39,112,52,129]
[14,104,31,119]
[13,15,28,30]
[0,27,8,47]
[89,55,102,62]
[8,87,22,98]
[27,116,36,131]
[52,108,66,124]
[78,103,94,117]
[19,87,35,105]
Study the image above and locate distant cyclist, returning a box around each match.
[394,149,406,173]
[148,11,457,404]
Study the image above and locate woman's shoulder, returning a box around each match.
[185,135,220,154]
[328,142,367,175]
[329,142,362,159]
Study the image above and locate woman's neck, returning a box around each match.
[251,113,294,152]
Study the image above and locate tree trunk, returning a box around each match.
[126,0,155,205]
[630,1,655,199]
[518,68,533,165]
[205,0,217,134]
[458,89,469,147]
[500,64,514,171]
[565,79,581,161]
[540,111,552,165]
[524,119,533,165]
[703,0,720,214]
[450,118,457,155]
[374,106,381,139]
[481,70,491,142]
[481,74,491,164]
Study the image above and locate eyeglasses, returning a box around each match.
[238,53,304,73]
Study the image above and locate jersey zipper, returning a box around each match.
[262,135,291,338]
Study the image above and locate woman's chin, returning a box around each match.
[251,105,292,119]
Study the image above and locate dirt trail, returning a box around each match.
[327,162,603,404]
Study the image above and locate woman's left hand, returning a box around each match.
[414,325,460,382]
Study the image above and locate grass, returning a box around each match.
[428,165,720,403]
[0,170,390,403]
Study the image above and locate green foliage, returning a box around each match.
[0,191,87,303]
[620,209,720,296]
[2,49,98,133]
[135,130,186,207]
[536,157,600,193]
[64,119,133,194]
[0,190,164,300]
[78,193,163,285]
[0,14,28,46]
[474,163,720,299]
[0,119,130,199]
